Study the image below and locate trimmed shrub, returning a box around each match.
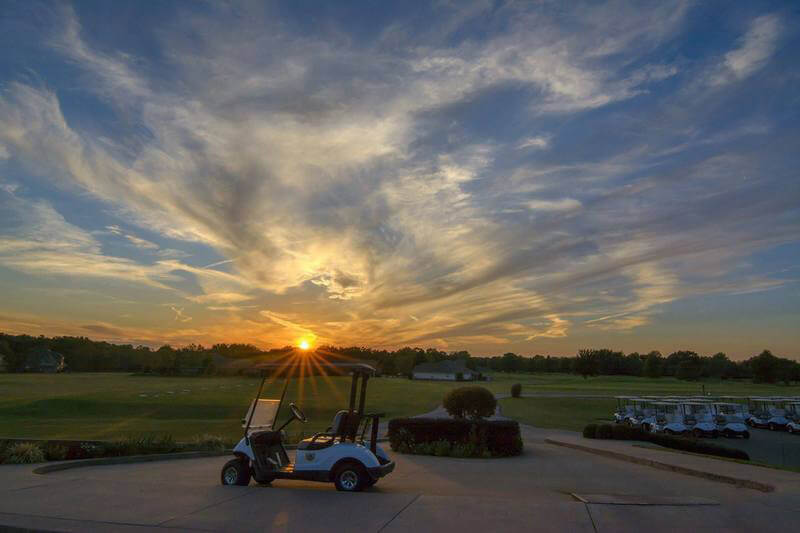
[584,423,749,461]
[388,418,523,457]
[611,424,647,441]
[511,383,522,398]
[596,424,613,439]
[443,386,497,419]
[649,434,749,461]
[4,442,45,464]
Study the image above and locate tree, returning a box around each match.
[643,351,662,378]
[443,386,497,419]
[750,350,780,384]
[676,356,702,381]
[574,349,599,379]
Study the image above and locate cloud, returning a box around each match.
[517,136,551,150]
[0,2,796,355]
[527,198,582,212]
[711,14,782,86]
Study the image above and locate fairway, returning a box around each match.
[0,373,468,442]
[1,372,798,442]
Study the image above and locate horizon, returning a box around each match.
[1,1,799,359]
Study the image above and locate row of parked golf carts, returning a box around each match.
[613,396,800,439]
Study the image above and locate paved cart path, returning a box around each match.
[3,426,800,532]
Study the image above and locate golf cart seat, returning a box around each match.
[298,410,355,451]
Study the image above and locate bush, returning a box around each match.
[611,424,647,440]
[595,424,613,439]
[104,434,178,457]
[44,443,69,461]
[388,418,523,457]
[583,424,749,461]
[443,386,497,419]
[188,434,230,452]
[3,442,45,464]
[511,383,522,398]
[648,434,749,461]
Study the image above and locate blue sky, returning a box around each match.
[0,1,798,358]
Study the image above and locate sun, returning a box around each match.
[298,339,310,351]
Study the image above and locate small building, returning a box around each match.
[23,347,65,373]
[412,360,475,381]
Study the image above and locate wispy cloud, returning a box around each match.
[0,2,797,355]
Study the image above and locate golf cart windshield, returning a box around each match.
[243,399,281,432]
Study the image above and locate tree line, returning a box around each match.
[1,332,797,384]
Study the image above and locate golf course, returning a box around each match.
[2,372,798,441]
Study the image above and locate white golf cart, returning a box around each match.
[680,402,718,438]
[648,402,689,435]
[785,402,800,435]
[711,403,750,439]
[221,362,395,491]
[625,398,655,427]
[613,396,638,424]
[747,398,789,431]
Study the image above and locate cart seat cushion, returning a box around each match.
[298,435,334,451]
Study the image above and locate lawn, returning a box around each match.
[0,373,468,442]
[499,398,617,432]
[0,372,797,441]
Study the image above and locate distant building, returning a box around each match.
[23,347,65,373]
[412,360,475,381]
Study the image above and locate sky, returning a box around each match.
[0,1,798,359]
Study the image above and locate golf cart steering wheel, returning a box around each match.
[290,402,307,423]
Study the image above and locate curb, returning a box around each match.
[545,438,774,493]
[33,451,229,474]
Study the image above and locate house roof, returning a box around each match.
[412,360,471,374]
[26,346,64,366]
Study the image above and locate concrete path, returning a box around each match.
[2,427,800,532]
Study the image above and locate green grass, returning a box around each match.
[499,397,616,432]
[0,373,470,442]
[0,372,796,441]
[486,372,800,396]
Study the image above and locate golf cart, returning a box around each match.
[711,403,750,439]
[747,398,789,430]
[680,402,718,438]
[613,396,637,424]
[648,402,689,435]
[625,398,655,427]
[220,362,395,491]
[785,402,800,435]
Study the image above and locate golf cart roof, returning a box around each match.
[712,402,742,406]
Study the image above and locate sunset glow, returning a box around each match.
[0,2,797,358]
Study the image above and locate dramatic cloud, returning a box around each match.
[0,1,797,356]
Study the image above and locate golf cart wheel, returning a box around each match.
[221,458,250,486]
[768,423,777,431]
[711,430,719,439]
[743,431,750,439]
[722,429,732,438]
[333,462,368,492]
[665,429,675,435]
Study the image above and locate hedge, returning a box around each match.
[582,424,749,461]
[388,417,523,458]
